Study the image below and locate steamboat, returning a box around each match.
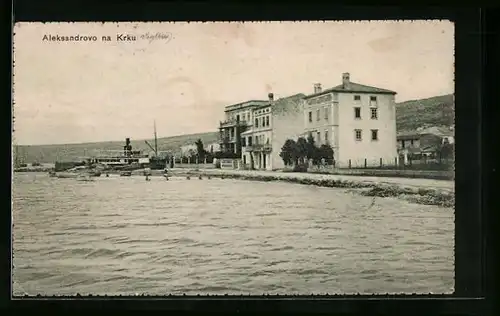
[84,122,167,170]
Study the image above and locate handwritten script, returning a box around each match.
[140,32,173,43]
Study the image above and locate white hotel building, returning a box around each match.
[302,72,398,168]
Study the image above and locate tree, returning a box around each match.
[295,137,309,165]
[279,139,296,166]
[438,142,454,161]
[305,134,316,161]
[195,139,207,160]
[318,144,334,165]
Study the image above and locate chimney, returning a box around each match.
[342,72,351,89]
[268,93,274,101]
[314,83,322,94]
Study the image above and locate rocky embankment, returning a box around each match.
[14,166,54,173]
[182,169,455,208]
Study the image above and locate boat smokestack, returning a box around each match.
[124,138,132,156]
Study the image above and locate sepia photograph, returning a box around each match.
[12,21,455,296]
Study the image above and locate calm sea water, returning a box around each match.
[12,172,454,296]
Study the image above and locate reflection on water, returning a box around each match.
[12,173,454,295]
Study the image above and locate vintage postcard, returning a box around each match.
[12,21,455,296]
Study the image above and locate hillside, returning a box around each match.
[396,94,454,132]
[14,94,454,163]
[15,131,219,163]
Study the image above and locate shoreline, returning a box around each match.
[15,169,454,208]
[181,169,454,208]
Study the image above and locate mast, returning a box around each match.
[14,144,19,167]
[154,120,158,156]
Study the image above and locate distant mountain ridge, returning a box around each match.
[396,94,454,132]
[14,94,454,163]
[15,132,220,163]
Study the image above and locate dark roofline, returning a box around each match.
[397,134,421,140]
[253,93,306,110]
[303,82,397,100]
[224,100,268,112]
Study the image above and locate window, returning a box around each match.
[355,129,362,141]
[241,137,246,147]
[370,96,377,101]
[410,140,414,146]
[316,109,320,121]
[370,108,378,119]
[236,114,240,121]
[316,131,321,144]
[255,118,259,128]
[371,129,378,141]
[324,130,329,144]
[248,136,252,146]
[324,107,329,120]
[308,111,312,122]
[266,116,270,127]
[354,107,361,119]
[354,95,361,101]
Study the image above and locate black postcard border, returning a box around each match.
[5,2,495,315]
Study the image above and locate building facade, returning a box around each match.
[397,129,453,164]
[302,73,398,168]
[270,93,306,170]
[219,100,268,154]
[180,144,197,157]
[204,142,220,154]
[240,93,306,170]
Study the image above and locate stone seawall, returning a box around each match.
[181,169,454,208]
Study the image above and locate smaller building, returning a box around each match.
[204,142,220,154]
[180,144,197,157]
[240,92,306,170]
[218,99,269,154]
[396,127,454,164]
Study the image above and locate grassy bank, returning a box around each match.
[186,169,454,208]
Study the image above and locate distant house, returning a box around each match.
[396,126,454,164]
[204,142,220,153]
[180,144,197,157]
[418,126,455,145]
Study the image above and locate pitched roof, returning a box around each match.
[254,93,306,110]
[397,131,420,139]
[304,82,396,99]
[418,126,454,137]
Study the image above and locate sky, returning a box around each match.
[13,21,454,145]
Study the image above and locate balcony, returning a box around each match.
[245,144,272,152]
[220,136,236,144]
[219,119,248,129]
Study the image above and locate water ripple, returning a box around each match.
[12,172,455,295]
